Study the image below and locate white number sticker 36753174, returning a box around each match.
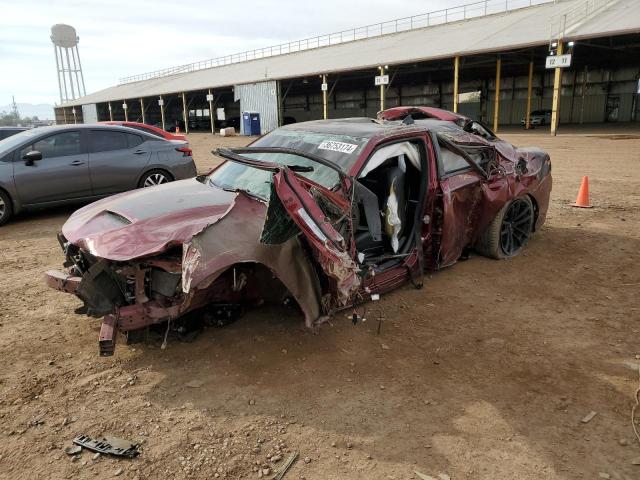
[318,140,358,154]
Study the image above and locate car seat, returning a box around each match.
[355,163,406,258]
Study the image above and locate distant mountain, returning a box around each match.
[0,103,55,120]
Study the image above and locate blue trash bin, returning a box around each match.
[250,113,261,136]
[242,112,261,136]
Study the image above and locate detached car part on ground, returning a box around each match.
[46,107,552,356]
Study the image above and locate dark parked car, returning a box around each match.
[46,107,551,356]
[218,116,240,131]
[0,127,28,140]
[0,124,196,226]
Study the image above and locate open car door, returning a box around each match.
[215,147,361,307]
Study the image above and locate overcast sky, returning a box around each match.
[0,0,460,106]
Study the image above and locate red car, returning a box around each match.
[378,105,469,125]
[47,107,552,355]
[102,121,187,142]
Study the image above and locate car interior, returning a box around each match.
[353,140,424,266]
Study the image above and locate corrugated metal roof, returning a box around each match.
[60,0,639,107]
[565,0,639,38]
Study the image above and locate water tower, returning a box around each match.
[51,24,86,103]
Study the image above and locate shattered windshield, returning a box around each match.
[208,129,368,200]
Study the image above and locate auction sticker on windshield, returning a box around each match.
[318,140,358,154]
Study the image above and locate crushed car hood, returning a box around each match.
[62,178,238,261]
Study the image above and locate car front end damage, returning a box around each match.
[45,203,333,356]
[44,151,362,356]
[46,235,186,355]
[45,118,552,357]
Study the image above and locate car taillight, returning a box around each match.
[176,147,192,157]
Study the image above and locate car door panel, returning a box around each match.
[88,131,152,195]
[267,168,361,304]
[13,130,92,205]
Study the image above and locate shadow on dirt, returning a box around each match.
[117,224,640,477]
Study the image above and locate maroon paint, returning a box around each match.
[378,106,469,124]
[45,108,552,356]
[62,179,237,261]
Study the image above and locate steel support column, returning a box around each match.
[123,101,128,122]
[208,89,215,134]
[493,57,501,132]
[569,69,578,123]
[182,92,189,134]
[140,98,145,124]
[65,48,76,100]
[53,46,63,103]
[74,45,87,96]
[580,65,587,124]
[72,108,77,124]
[322,74,328,119]
[159,96,165,131]
[453,56,460,113]
[550,41,563,136]
[379,66,386,111]
[525,61,534,129]
[108,102,113,121]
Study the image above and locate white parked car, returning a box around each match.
[521,109,552,126]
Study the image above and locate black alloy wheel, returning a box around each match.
[499,198,534,256]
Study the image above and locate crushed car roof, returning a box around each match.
[279,117,456,140]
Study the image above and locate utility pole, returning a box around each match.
[11,95,19,119]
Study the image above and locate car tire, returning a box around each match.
[138,169,174,188]
[476,196,534,260]
[0,189,13,227]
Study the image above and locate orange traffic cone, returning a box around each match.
[572,176,593,208]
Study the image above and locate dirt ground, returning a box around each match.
[0,126,639,480]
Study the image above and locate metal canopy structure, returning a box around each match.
[118,0,553,85]
[59,0,639,108]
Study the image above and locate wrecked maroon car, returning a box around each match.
[45,107,552,356]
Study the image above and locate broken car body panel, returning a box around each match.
[62,178,237,261]
[181,192,325,327]
[46,109,552,355]
[268,168,360,305]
